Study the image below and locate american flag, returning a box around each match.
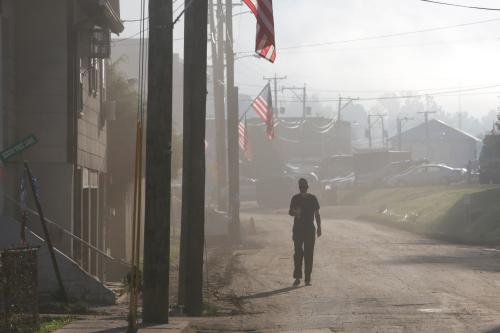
[242,0,276,63]
[238,121,252,160]
[250,83,274,140]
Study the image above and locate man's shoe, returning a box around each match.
[293,279,300,287]
[305,280,311,286]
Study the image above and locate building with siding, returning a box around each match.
[388,119,480,168]
[0,0,123,282]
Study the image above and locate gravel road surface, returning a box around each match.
[193,210,500,332]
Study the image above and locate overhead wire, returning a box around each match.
[173,0,196,26]
[237,17,500,54]
[275,36,500,55]
[420,0,500,11]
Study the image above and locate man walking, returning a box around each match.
[289,178,321,286]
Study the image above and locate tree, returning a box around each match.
[107,59,182,184]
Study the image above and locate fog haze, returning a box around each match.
[119,0,500,122]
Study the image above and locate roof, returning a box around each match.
[80,0,124,34]
[389,119,481,143]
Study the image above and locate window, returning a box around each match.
[88,58,99,97]
[427,166,441,173]
[413,167,427,174]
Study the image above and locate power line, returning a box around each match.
[238,82,500,95]
[420,0,500,11]
[275,37,499,55]
[173,0,195,26]
[267,84,500,103]
[112,29,149,43]
[123,18,148,23]
[237,17,500,53]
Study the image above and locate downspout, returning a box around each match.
[68,0,79,251]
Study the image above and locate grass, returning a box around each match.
[39,316,73,333]
[39,302,91,315]
[342,185,500,245]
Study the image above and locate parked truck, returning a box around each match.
[479,134,500,184]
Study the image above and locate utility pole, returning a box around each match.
[396,117,413,151]
[226,0,240,241]
[142,0,172,324]
[337,95,358,121]
[178,0,208,316]
[458,87,463,130]
[264,73,286,117]
[338,95,342,121]
[282,85,307,119]
[368,114,386,149]
[381,116,385,149]
[367,115,372,149]
[418,96,437,160]
[302,85,307,119]
[209,0,227,211]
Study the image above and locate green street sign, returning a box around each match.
[0,135,38,162]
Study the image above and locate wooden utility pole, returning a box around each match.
[367,115,372,149]
[338,95,342,121]
[142,0,173,324]
[209,0,228,211]
[179,0,208,316]
[226,0,240,241]
[396,117,413,151]
[381,116,386,149]
[368,114,386,149]
[418,96,437,160]
[264,73,286,118]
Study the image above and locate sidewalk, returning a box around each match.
[53,315,191,333]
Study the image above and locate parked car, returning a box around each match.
[355,160,417,187]
[387,164,466,187]
[321,172,355,190]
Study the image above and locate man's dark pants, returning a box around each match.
[293,228,316,282]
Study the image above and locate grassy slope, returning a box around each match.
[338,185,500,245]
[39,316,73,333]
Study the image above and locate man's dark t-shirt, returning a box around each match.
[290,193,320,238]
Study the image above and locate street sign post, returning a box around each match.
[0,135,38,162]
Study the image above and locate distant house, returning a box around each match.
[388,119,480,167]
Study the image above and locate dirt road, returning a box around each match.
[194,209,500,332]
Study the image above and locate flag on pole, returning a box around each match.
[242,0,276,63]
[238,120,252,160]
[250,83,274,140]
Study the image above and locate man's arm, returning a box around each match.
[315,210,322,237]
[289,196,296,217]
[314,196,321,237]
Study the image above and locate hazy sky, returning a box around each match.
[118,0,500,120]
